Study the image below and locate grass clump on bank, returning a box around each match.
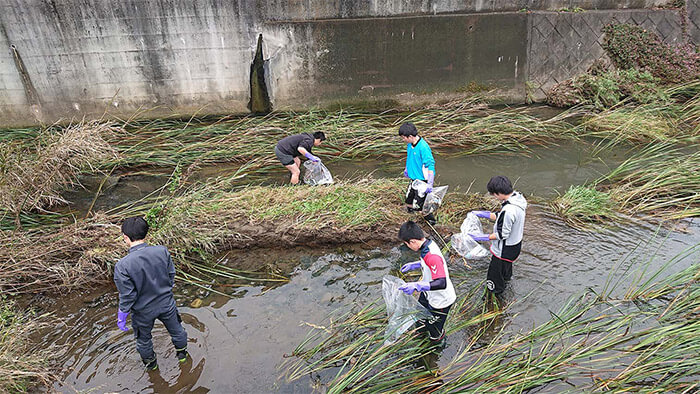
[283,254,700,393]
[2,177,481,295]
[552,143,700,225]
[0,121,118,228]
[0,298,53,392]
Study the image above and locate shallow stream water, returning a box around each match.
[38,141,699,393]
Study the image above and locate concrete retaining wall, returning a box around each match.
[0,0,693,127]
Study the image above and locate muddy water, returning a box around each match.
[42,142,699,393]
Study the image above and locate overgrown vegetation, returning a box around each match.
[283,254,700,392]
[547,23,700,109]
[552,143,700,225]
[0,298,53,392]
[0,176,491,295]
[0,121,118,228]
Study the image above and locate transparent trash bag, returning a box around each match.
[422,185,448,215]
[451,213,489,259]
[303,160,334,186]
[382,275,432,345]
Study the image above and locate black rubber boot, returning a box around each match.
[143,357,158,371]
[176,348,189,363]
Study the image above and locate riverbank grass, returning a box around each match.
[0,298,52,392]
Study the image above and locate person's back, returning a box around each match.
[114,244,175,313]
[114,216,188,371]
[491,191,527,260]
[276,133,314,157]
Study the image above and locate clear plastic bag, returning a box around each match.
[382,275,432,345]
[422,185,448,215]
[451,233,490,259]
[451,212,490,259]
[303,161,334,186]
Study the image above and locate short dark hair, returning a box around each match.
[122,216,149,242]
[487,175,513,195]
[398,122,418,137]
[313,131,326,141]
[398,221,424,242]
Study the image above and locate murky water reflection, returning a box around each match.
[38,204,698,392]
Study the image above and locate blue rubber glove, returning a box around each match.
[304,152,321,162]
[469,233,491,242]
[425,171,434,194]
[117,310,130,332]
[471,210,492,219]
[400,261,422,273]
[399,281,431,295]
[403,168,409,178]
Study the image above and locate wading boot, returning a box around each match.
[424,213,437,225]
[143,357,158,371]
[176,348,189,363]
[429,330,447,351]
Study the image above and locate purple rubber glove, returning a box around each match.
[469,233,491,242]
[472,210,492,219]
[398,281,431,295]
[117,310,130,332]
[403,168,409,178]
[400,261,422,273]
[425,171,434,194]
[304,152,321,162]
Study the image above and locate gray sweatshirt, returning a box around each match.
[490,191,527,261]
[113,243,176,314]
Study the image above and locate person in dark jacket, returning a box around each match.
[114,216,188,371]
[469,176,527,296]
[275,131,326,184]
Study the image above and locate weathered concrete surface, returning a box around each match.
[0,0,257,126]
[689,0,700,45]
[0,1,693,127]
[265,14,527,109]
[258,0,668,20]
[527,9,685,100]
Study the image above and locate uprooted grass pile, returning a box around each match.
[0,177,491,295]
[0,298,53,392]
[0,121,118,228]
[551,143,700,226]
[283,250,700,393]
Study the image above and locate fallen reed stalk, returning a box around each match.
[282,247,700,392]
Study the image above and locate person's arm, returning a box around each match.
[114,264,137,313]
[420,143,436,192]
[166,248,175,287]
[423,254,447,290]
[297,146,320,162]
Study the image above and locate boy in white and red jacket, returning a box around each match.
[398,221,456,344]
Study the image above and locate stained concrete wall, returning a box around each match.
[0,0,693,127]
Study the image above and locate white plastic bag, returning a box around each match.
[451,212,489,259]
[303,161,334,186]
[382,275,432,345]
[422,185,448,215]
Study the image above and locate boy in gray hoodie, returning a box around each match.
[469,176,527,295]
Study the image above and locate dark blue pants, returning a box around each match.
[418,293,451,341]
[132,301,188,363]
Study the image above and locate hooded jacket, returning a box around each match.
[490,191,527,261]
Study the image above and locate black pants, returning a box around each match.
[418,293,451,341]
[486,255,513,294]
[132,302,188,363]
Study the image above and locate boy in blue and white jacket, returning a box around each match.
[398,122,437,224]
[398,221,456,344]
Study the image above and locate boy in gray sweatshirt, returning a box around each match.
[469,176,527,295]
